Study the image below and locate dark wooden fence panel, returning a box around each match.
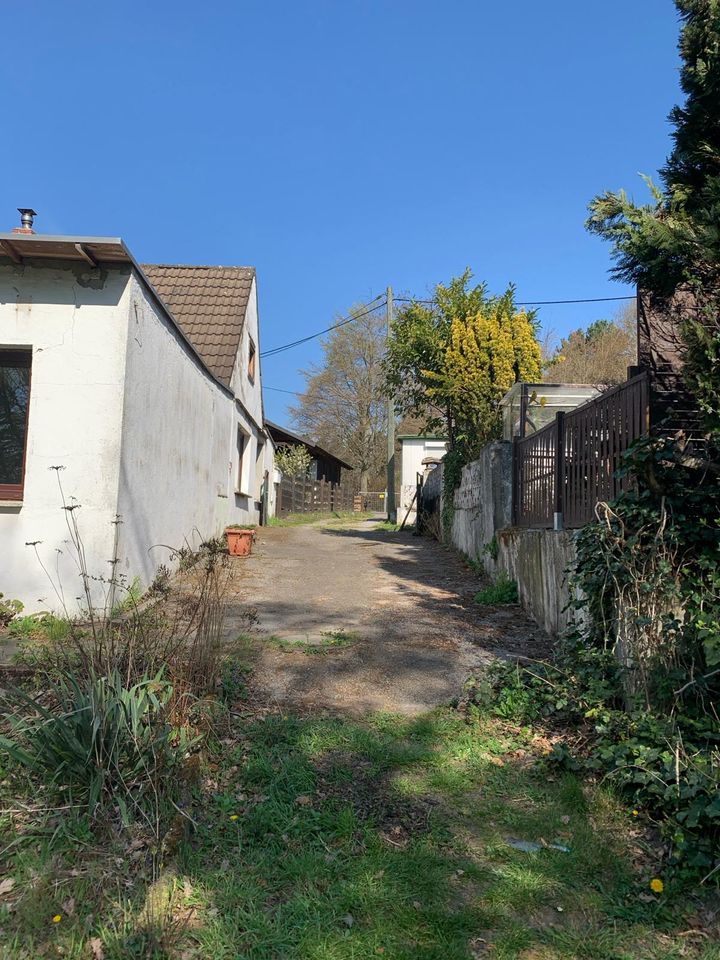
[513,373,649,529]
[512,421,557,528]
[278,476,360,516]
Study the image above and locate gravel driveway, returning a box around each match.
[223,517,546,716]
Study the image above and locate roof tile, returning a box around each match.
[141,264,255,387]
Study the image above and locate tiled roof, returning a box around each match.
[141,264,255,387]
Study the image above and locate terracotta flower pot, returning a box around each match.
[226,528,254,557]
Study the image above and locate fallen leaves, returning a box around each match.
[89,937,105,960]
[0,877,15,897]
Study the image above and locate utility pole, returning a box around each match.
[386,285,396,522]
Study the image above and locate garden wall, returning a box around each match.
[422,445,578,638]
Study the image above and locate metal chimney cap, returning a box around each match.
[17,208,37,229]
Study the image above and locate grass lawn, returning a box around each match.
[269,511,376,527]
[2,705,717,959]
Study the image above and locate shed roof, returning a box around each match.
[265,420,354,471]
[142,264,255,387]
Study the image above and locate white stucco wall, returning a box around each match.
[229,275,264,427]
[116,275,277,592]
[1,259,276,614]
[399,437,447,522]
[0,262,131,614]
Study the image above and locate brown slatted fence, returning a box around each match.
[513,373,649,529]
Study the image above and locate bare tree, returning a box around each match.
[544,302,637,385]
[290,304,387,492]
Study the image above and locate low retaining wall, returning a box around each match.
[420,446,579,638]
[496,527,578,637]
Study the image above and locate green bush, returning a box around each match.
[0,594,23,628]
[1,670,184,820]
[474,572,518,605]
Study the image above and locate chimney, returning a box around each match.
[13,208,37,234]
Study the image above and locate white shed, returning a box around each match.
[398,435,448,524]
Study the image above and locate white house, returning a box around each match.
[398,435,448,524]
[0,211,275,614]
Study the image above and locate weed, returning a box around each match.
[0,593,23,627]
[1,670,185,820]
[263,630,356,654]
[475,572,519,605]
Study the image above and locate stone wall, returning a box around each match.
[451,443,512,574]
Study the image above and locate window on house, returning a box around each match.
[0,349,32,501]
[236,427,250,495]
[248,338,256,384]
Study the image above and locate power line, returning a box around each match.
[264,385,303,396]
[261,294,386,358]
[394,294,636,306]
[260,292,636,361]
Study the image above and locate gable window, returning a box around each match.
[0,349,32,501]
[248,338,256,384]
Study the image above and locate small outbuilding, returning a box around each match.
[265,421,353,485]
[398,435,448,524]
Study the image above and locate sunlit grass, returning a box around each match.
[2,708,717,958]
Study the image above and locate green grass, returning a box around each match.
[475,574,519,605]
[2,706,717,959]
[374,520,415,533]
[262,629,357,654]
[269,511,375,527]
[6,612,70,642]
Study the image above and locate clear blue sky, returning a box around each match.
[2,0,682,425]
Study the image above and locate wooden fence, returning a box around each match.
[513,372,650,529]
[277,476,358,516]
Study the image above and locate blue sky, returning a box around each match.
[2,0,682,425]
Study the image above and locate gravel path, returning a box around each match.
[224,517,547,716]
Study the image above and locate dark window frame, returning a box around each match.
[248,337,257,384]
[0,348,32,502]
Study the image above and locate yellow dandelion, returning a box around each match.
[229,814,239,821]
[650,878,664,894]
[52,914,62,924]
[632,809,639,817]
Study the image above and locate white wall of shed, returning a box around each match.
[0,261,131,614]
[400,438,447,520]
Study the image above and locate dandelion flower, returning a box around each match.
[650,878,664,894]
[229,814,239,821]
[632,809,639,817]
[52,914,62,923]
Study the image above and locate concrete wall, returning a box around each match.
[229,276,264,428]
[451,442,512,574]
[421,443,579,638]
[115,275,241,592]
[0,261,131,613]
[496,527,578,637]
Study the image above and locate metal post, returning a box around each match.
[553,411,565,531]
[386,285,396,522]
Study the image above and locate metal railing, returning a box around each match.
[513,373,650,529]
